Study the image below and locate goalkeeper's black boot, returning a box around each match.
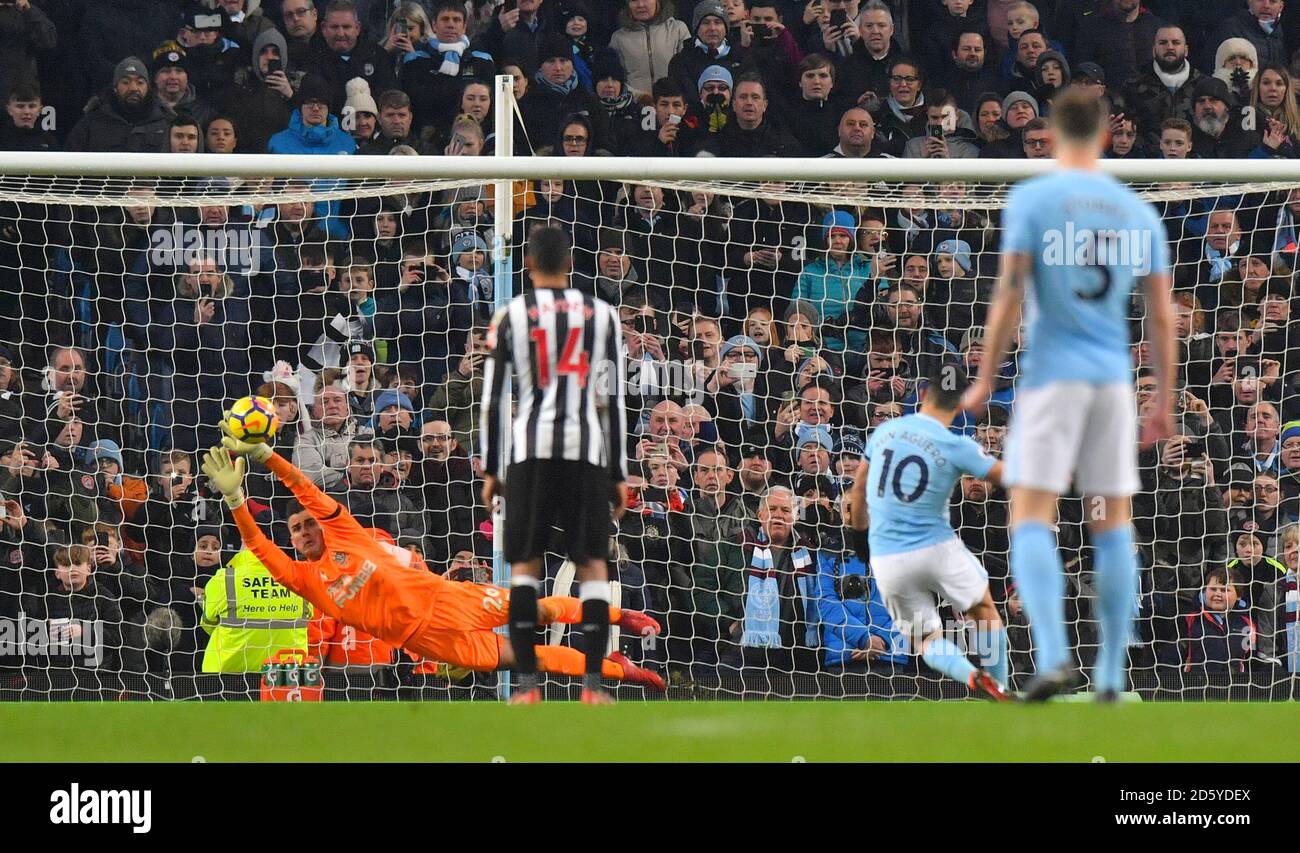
[1021,667,1082,703]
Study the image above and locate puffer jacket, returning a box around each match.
[609,3,690,95]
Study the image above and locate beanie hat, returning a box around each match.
[692,2,727,35]
[1035,50,1071,86]
[822,209,856,240]
[85,439,125,470]
[1281,420,1300,446]
[1001,90,1039,117]
[344,77,377,116]
[451,230,490,257]
[697,64,733,92]
[295,73,333,107]
[591,48,627,84]
[718,335,764,366]
[936,239,973,275]
[151,42,188,76]
[538,33,574,63]
[794,424,834,453]
[114,56,150,87]
[784,298,822,326]
[252,28,289,82]
[347,340,375,363]
[374,388,415,414]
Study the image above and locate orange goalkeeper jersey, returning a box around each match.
[231,451,449,650]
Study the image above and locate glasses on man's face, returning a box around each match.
[284,6,314,17]
[889,75,920,84]
[1024,137,1051,148]
[425,433,452,443]
[562,135,588,144]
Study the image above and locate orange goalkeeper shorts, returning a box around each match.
[403,580,510,672]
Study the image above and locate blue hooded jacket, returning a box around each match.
[267,110,357,156]
[810,550,910,666]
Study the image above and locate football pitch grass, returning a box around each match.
[2,700,1298,762]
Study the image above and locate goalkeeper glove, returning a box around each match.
[201,446,248,510]
[219,412,273,463]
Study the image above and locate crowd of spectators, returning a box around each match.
[2,0,1300,696]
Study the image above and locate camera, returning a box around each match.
[266,58,283,75]
[1184,436,1205,457]
[928,123,944,139]
[750,22,772,39]
[829,8,848,28]
[835,573,868,601]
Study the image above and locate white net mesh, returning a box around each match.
[1,164,1298,701]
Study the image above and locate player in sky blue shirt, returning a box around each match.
[847,365,1011,701]
[963,89,1177,703]
[1000,169,1170,390]
[864,412,996,557]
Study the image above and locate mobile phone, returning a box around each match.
[0,504,7,521]
[691,339,708,361]
[266,58,282,75]
[97,531,110,549]
[728,363,758,381]
[502,0,517,11]
[928,124,944,139]
[667,113,682,125]
[1184,436,1206,456]
[801,346,815,358]
[829,8,848,28]
[750,22,771,38]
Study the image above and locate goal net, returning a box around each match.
[1,153,1298,701]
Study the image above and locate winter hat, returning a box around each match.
[591,49,627,84]
[960,325,986,352]
[834,428,864,458]
[295,73,333,107]
[538,34,574,64]
[151,42,189,76]
[1001,90,1039,118]
[114,56,150,87]
[1192,75,1232,105]
[1215,37,1259,74]
[795,424,834,453]
[822,209,856,240]
[347,341,375,363]
[85,439,125,470]
[1281,420,1300,445]
[719,335,764,365]
[697,64,733,93]
[450,231,489,257]
[374,388,415,415]
[344,77,377,116]
[692,1,727,35]
[784,298,822,326]
[935,239,973,275]
[559,0,591,25]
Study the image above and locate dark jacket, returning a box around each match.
[1206,9,1286,74]
[666,37,748,109]
[0,0,56,104]
[303,33,398,115]
[78,0,177,91]
[63,91,173,153]
[1182,605,1257,673]
[1073,9,1164,91]
[1121,63,1203,153]
[517,76,612,155]
[327,480,427,552]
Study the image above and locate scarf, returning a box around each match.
[456,265,494,307]
[1277,205,1298,258]
[741,531,814,648]
[1205,240,1238,283]
[895,209,930,246]
[600,88,635,115]
[1153,60,1191,92]
[1284,570,1298,672]
[695,38,730,59]
[534,68,578,97]
[433,35,470,76]
[885,94,924,124]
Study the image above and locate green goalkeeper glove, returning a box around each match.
[201,446,248,510]
[219,412,273,463]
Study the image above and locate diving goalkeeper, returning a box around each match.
[200,432,665,693]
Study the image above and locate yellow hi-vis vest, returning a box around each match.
[200,548,311,673]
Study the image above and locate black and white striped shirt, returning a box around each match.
[480,288,628,481]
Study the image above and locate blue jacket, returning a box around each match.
[810,550,909,667]
[792,253,873,351]
[267,110,356,156]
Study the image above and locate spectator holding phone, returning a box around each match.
[218,28,301,153]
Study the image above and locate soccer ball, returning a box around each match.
[226,395,279,444]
